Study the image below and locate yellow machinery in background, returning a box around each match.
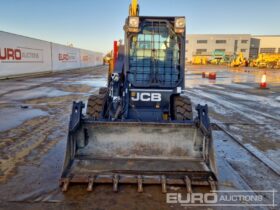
[102,50,115,82]
[103,51,113,65]
[210,58,221,65]
[251,53,280,69]
[192,56,207,65]
[209,50,230,65]
[230,52,246,67]
[129,0,139,16]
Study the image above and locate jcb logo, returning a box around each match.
[131,92,161,102]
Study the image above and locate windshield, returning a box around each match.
[128,21,181,87]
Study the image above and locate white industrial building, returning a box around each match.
[186,34,280,62]
[250,35,280,58]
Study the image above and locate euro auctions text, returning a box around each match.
[166,190,277,207]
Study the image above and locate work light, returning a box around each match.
[129,16,139,28]
[175,17,185,33]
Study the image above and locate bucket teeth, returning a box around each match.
[61,174,216,193]
[209,176,216,192]
[161,175,167,193]
[62,179,70,192]
[184,176,192,193]
[87,177,94,192]
[113,174,119,192]
[137,175,143,193]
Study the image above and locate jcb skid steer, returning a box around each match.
[60,1,218,193]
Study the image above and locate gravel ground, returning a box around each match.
[0,65,279,210]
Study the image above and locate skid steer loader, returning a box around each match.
[60,0,218,193]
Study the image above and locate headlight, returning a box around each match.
[175,17,185,33]
[175,17,185,28]
[111,73,119,82]
[129,16,139,28]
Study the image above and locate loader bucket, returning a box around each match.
[60,102,217,192]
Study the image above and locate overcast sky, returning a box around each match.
[1,0,280,53]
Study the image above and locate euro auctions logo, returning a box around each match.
[0,47,43,63]
[167,192,218,206]
[82,55,89,62]
[58,53,77,62]
[0,48,22,60]
[58,53,69,61]
[166,190,277,207]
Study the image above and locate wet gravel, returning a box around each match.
[0,65,279,210]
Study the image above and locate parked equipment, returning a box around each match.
[251,53,280,69]
[230,52,246,67]
[209,50,229,65]
[192,56,208,65]
[103,51,113,65]
[60,0,218,193]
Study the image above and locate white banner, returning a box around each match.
[0,31,52,77]
[0,31,103,78]
[80,49,103,68]
[51,43,81,71]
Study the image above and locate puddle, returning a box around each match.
[67,79,107,87]
[0,107,48,132]
[185,66,280,88]
[2,87,72,101]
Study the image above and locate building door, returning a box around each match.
[234,40,238,53]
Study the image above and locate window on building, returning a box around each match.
[241,49,247,52]
[197,40,208,44]
[196,49,207,54]
[241,40,248,44]
[249,48,259,59]
[278,48,280,53]
[216,40,226,44]
[186,40,189,44]
[215,49,226,52]
[260,48,276,53]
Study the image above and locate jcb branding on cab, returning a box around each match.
[131,92,161,102]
